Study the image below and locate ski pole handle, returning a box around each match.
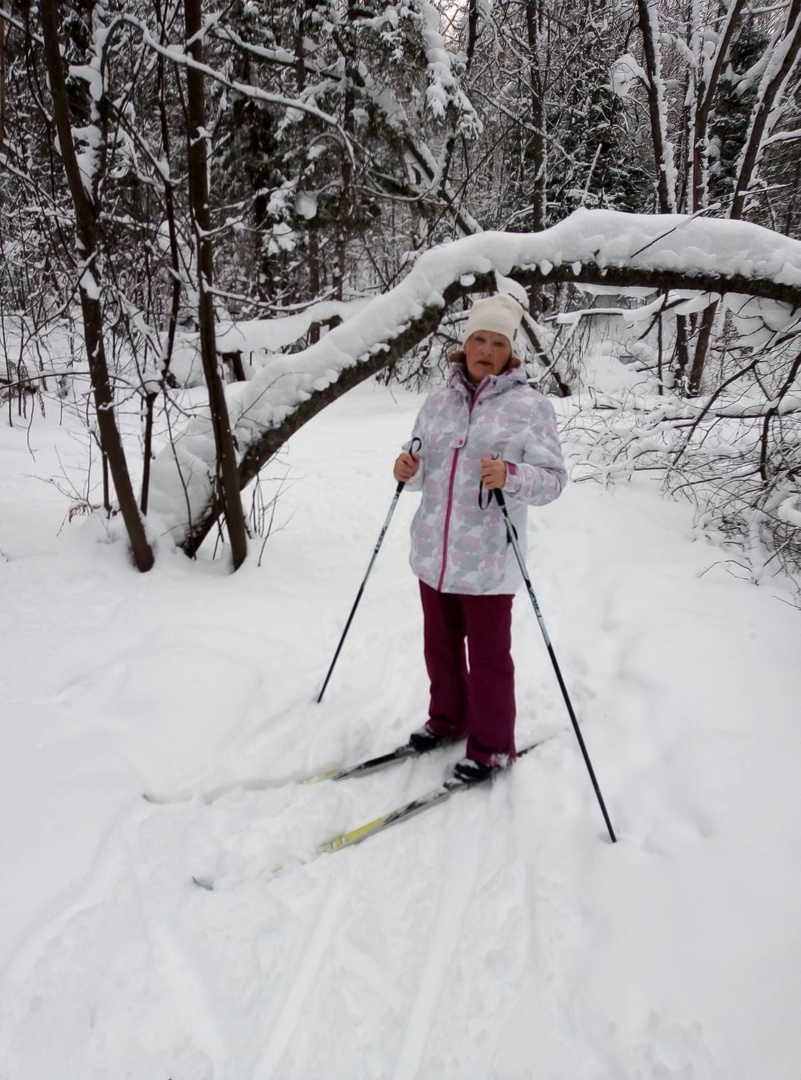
[394,436,422,493]
[478,452,505,507]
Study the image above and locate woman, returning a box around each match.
[394,294,567,782]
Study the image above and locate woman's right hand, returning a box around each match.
[394,452,421,483]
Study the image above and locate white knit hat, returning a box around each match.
[463,294,524,346]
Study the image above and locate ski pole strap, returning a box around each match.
[396,436,422,494]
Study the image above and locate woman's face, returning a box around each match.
[463,331,513,385]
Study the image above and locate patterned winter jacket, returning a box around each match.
[403,364,567,595]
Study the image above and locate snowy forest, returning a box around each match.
[2,1,801,1078]
[1,0,801,576]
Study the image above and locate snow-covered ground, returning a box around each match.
[1,372,800,1079]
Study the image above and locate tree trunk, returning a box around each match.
[673,315,690,392]
[0,16,6,148]
[184,0,248,569]
[689,0,801,392]
[176,254,801,555]
[684,0,747,395]
[636,0,675,213]
[140,392,156,514]
[40,0,154,572]
[524,0,547,234]
[730,1,801,221]
[138,0,183,518]
[686,302,718,397]
[689,0,747,211]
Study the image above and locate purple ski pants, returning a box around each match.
[419,580,516,765]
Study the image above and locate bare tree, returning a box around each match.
[39,0,154,572]
[636,0,677,214]
[634,0,801,395]
[183,0,248,569]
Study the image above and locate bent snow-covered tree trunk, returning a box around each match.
[40,0,154,572]
[156,213,801,557]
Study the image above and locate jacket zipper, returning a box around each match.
[436,447,461,591]
[436,381,490,591]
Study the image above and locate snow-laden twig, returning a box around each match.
[565,334,801,580]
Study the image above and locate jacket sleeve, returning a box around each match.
[503,396,567,506]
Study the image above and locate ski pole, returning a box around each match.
[317,438,421,703]
[494,488,617,843]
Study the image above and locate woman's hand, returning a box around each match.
[394,452,421,483]
[480,456,507,490]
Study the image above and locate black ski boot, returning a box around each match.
[452,757,497,784]
[408,723,460,753]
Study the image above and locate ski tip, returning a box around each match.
[327,768,357,782]
[301,768,343,784]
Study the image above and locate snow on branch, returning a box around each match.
[417,0,481,133]
[146,209,801,551]
[108,14,352,148]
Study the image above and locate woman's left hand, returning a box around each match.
[480,456,507,490]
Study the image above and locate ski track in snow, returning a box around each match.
[391,793,489,1080]
[254,878,351,1078]
[2,376,801,1078]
